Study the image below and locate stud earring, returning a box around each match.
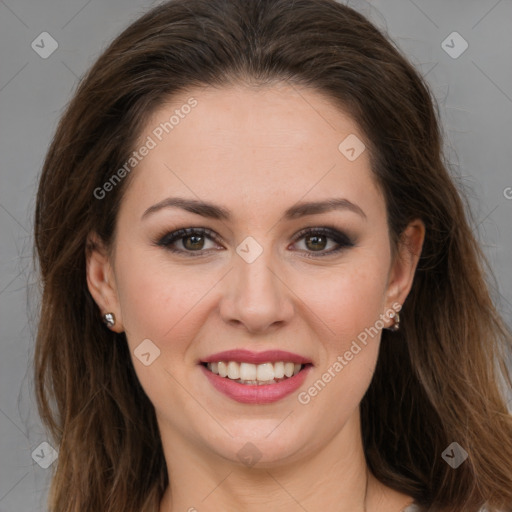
[388,312,400,332]
[102,312,116,328]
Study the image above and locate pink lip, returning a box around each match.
[201,349,312,365]
[200,364,312,404]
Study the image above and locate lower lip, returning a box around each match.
[200,364,312,404]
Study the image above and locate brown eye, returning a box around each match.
[182,234,205,250]
[304,233,328,251]
[292,227,355,258]
[156,227,222,256]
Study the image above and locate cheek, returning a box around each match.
[114,239,390,350]
[113,249,216,413]
[113,247,213,350]
[296,263,388,423]
[297,255,390,347]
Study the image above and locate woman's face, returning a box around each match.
[87,83,423,467]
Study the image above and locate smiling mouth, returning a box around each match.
[201,361,312,385]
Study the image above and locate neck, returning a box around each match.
[157,410,411,512]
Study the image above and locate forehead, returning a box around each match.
[119,83,384,223]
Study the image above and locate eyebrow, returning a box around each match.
[141,197,366,221]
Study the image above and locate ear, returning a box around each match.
[384,219,425,317]
[85,232,124,332]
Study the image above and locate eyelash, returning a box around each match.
[155,226,355,258]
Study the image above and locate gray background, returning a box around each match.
[1,0,511,509]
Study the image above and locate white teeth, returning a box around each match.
[284,362,294,378]
[206,360,304,383]
[218,361,228,378]
[274,361,285,379]
[227,361,240,379]
[239,362,257,381]
[256,363,274,381]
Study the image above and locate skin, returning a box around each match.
[86,83,425,512]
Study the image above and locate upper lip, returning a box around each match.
[201,349,312,365]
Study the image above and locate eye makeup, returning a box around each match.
[153,225,356,258]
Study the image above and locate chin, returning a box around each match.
[200,422,315,468]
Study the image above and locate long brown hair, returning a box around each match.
[34,0,512,511]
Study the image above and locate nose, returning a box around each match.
[219,246,295,334]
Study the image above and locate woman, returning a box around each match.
[33,0,512,511]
